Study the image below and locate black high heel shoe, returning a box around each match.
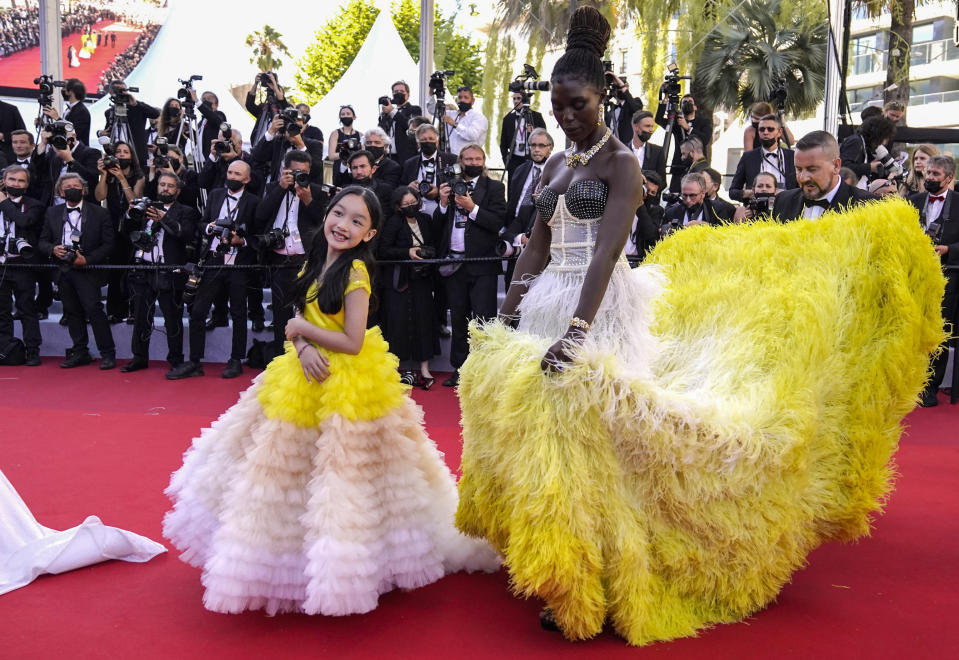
[419,375,435,391]
[539,608,561,633]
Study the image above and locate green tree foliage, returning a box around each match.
[694,0,827,117]
[245,25,293,73]
[295,0,483,104]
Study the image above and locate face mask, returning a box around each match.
[686,202,702,217]
[419,142,437,157]
[638,131,653,143]
[169,159,181,171]
[353,176,371,186]
[158,192,176,204]
[225,179,244,192]
[392,92,406,106]
[367,146,385,161]
[118,158,133,169]
[751,121,760,132]
[63,188,83,203]
[681,155,693,166]
[759,137,777,149]
[4,186,25,198]
[340,116,354,127]
[463,164,484,178]
[924,179,944,194]
[457,101,472,113]
[400,204,419,218]
[166,108,179,119]
[645,193,661,207]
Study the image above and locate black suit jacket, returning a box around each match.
[202,188,261,264]
[39,202,115,273]
[0,195,46,248]
[123,201,198,265]
[637,141,667,184]
[0,100,26,154]
[728,147,798,201]
[34,143,101,206]
[372,156,402,189]
[196,154,264,197]
[909,189,959,268]
[377,210,436,290]
[605,93,643,145]
[104,101,161,170]
[196,102,228,161]
[710,196,737,222]
[839,134,871,180]
[8,156,46,202]
[503,160,540,242]
[380,103,422,163]
[499,109,547,163]
[434,175,507,276]
[245,92,290,146]
[63,101,91,146]
[250,136,325,184]
[773,181,877,222]
[253,182,328,251]
[663,198,730,227]
[399,152,457,188]
[655,104,714,187]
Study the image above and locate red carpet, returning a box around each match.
[0,362,957,659]
[0,21,139,90]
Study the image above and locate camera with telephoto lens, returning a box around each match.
[61,232,81,264]
[508,64,550,94]
[130,220,162,253]
[6,235,34,259]
[255,226,290,251]
[661,191,682,205]
[746,194,775,216]
[276,107,303,136]
[127,197,165,222]
[212,217,238,252]
[256,71,276,84]
[770,78,788,112]
[181,262,202,303]
[176,75,203,104]
[108,80,139,106]
[48,120,73,151]
[442,164,467,196]
[873,145,904,182]
[495,238,525,259]
[661,63,692,119]
[418,161,437,195]
[34,75,65,108]
[429,70,455,102]
[213,122,234,154]
[338,136,360,160]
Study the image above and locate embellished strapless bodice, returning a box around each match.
[534,179,627,274]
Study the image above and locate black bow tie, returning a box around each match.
[803,198,830,210]
[17,160,28,165]
[227,194,239,201]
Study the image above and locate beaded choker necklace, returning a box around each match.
[566,128,612,168]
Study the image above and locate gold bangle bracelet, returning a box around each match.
[569,317,591,332]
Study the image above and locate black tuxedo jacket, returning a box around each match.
[839,134,871,180]
[8,156,46,202]
[202,188,262,265]
[0,100,26,154]
[499,109,547,163]
[710,196,737,222]
[253,182,328,251]
[104,101,160,169]
[245,92,290,146]
[632,203,660,257]
[377,210,436,290]
[605,93,643,145]
[380,103,423,163]
[196,154,264,197]
[123,201,198,265]
[39,202,115,269]
[372,156,402,189]
[503,160,540,242]
[348,178,394,212]
[663,198,730,226]
[909,189,959,268]
[302,125,324,144]
[636,141,667,184]
[434,175,507,276]
[773,181,877,222]
[34,143,101,206]
[196,102,228,161]
[0,195,46,248]
[655,104,714,174]
[250,136,325,184]
[728,147,798,201]
[63,102,91,146]
[399,152,457,188]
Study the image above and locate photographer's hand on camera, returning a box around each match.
[454,190,475,214]
[437,182,451,207]
[41,105,60,121]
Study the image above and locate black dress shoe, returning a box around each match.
[166,361,204,380]
[251,319,265,332]
[442,371,459,387]
[38,311,49,320]
[920,389,939,408]
[59,316,68,326]
[205,317,228,331]
[438,325,452,338]
[120,358,149,373]
[60,351,93,368]
[222,359,243,379]
[24,350,41,367]
[107,314,124,325]
[99,354,117,370]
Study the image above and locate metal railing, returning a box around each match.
[848,38,959,75]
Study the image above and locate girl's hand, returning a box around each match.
[540,330,585,373]
[298,344,330,384]
[285,317,307,340]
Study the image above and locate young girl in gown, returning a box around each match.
[164,186,498,616]
[454,6,945,647]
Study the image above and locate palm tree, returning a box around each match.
[245,25,292,73]
[693,0,827,118]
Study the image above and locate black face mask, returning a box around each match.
[169,159,181,171]
[225,179,244,192]
[457,101,472,113]
[165,108,179,119]
[400,204,419,218]
[463,164,483,178]
[686,201,703,218]
[681,155,693,167]
[419,142,437,157]
[392,92,406,106]
[759,137,777,149]
[63,188,83,203]
[367,146,385,161]
[638,131,653,143]
[340,116,354,127]
[158,192,176,204]
[645,193,661,207]
[353,176,372,186]
[4,186,25,198]
[751,121,760,132]
[924,179,944,194]
[118,158,133,169]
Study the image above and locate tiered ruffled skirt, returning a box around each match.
[164,328,498,615]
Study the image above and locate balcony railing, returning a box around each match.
[909,89,959,106]
[848,38,959,75]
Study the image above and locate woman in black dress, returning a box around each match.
[377,186,439,389]
[329,105,360,188]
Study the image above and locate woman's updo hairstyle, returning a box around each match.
[550,6,611,93]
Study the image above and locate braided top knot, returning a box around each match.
[565,6,610,57]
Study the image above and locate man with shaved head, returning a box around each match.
[773,130,877,222]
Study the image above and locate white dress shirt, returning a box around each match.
[631,141,647,168]
[136,205,172,263]
[441,108,488,157]
[208,190,244,262]
[272,190,305,255]
[802,179,843,220]
[760,147,786,187]
[925,191,947,227]
[417,155,440,216]
[62,204,83,245]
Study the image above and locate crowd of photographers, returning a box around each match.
[0,67,955,402]
[0,4,117,58]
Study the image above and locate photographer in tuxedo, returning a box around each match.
[729,114,797,202]
[168,161,261,380]
[144,144,202,212]
[198,126,263,196]
[402,123,456,217]
[295,103,324,145]
[38,173,117,369]
[655,92,713,192]
[773,131,876,222]
[251,108,324,185]
[378,81,422,164]
[661,172,729,235]
[8,130,45,201]
[500,92,547,180]
[604,72,643,145]
[501,128,553,287]
[0,165,45,365]
[704,168,736,221]
[246,72,290,146]
[909,155,958,407]
[253,151,328,352]
[101,82,160,170]
[624,171,660,263]
[363,127,402,189]
[0,98,26,154]
[39,78,90,146]
[347,150,394,210]
[121,172,198,374]
[34,121,99,205]
[629,110,666,184]
[434,143,506,387]
[839,116,897,186]
[184,89,228,161]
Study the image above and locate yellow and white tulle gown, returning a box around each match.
[455,183,945,645]
[164,260,498,615]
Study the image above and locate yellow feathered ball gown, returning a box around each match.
[455,187,945,646]
[164,261,498,616]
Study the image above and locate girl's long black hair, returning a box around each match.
[291,185,383,315]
